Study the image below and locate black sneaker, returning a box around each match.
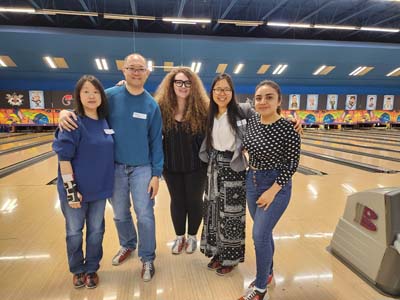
[85,272,99,289]
[72,273,85,289]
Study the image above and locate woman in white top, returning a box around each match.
[199,73,252,275]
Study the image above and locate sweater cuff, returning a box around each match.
[152,169,162,177]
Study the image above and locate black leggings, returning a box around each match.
[163,167,207,236]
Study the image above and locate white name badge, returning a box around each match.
[237,119,247,126]
[104,129,115,134]
[133,112,147,119]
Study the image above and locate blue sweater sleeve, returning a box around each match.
[149,105,164,176]
[52,126,81,161]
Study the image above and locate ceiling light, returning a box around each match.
[349,66,374,76]
[147,60,153,72]
[313,65,335,75]
[386,67,400,77]
[272,64,288,75]
[191,62,201,73]
[95,58,108,71]
[360,26,399,33]
[0,59,6,67]
[0,7,35,13]
[218,19,263,26]
[233,63,244,74]
[267,22,311,28]
[162,17,211,24]
[44,56,56,69]
[103,13,155,21]
[314,24,357,30]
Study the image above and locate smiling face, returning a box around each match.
[212,79,233,111]
[122,54,150,90]
[254,84,281,118]
[173,72,191,100]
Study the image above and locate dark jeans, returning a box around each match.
[60,199,106,274]
[246,169,292,289]
[163,167,207,236]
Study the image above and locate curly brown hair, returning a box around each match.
[154,67,209,134]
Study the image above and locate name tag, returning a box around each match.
[237,119,247,126]
[133,112,147,119]
[104,129,115,134]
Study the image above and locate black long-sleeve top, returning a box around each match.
[243,115,301,187]
[163,120,206,173]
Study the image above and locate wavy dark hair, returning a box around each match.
[205,73,245,150]
[74,75,109,119]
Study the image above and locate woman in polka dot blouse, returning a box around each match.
[240,80,301,300]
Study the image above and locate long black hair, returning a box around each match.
[205,73,245,150]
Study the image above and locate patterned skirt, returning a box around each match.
[200,149,246,266]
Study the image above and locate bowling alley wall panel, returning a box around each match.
[0,90,399,125]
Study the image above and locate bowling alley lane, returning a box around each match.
[0,134,53,151]
[0,143,53,169]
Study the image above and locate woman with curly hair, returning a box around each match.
[154,67,209,255]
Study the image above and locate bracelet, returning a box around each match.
[63,180,79,203]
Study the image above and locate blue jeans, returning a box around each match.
[246,169,292,290]
[60,199,106,274]
[110,163,156,262]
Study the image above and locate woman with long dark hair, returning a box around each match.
[199,73,253,275]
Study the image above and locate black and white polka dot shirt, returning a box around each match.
[243,115,301,187]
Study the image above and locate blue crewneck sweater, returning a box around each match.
[105,86,163,177]
[53,116,114,202]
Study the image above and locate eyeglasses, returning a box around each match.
[174,80,192,88]
[213,88,232,94]
[124,67,147,74]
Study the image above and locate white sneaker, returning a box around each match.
[112,247,133,266]
[141,261,155,282]
[185,235,197,254]
[171,236,186,255]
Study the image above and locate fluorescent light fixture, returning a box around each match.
[0,7,35,13]
[314,24,357,30]
[0,59,6,67]
[313,65,326,75]
[39,9,97,17]
[272,64,288,75]
[233,63,244,74]
[101,58,108,70]
[190,62,202,73]
[147,60,153,72]
[103,13,156,21]
[386,67,400,76]
[172,21,196,25]
[96,58,110,71]
[360,26,399,33]
[268,22,311,28]
[162,17,211,24]
[44,56,57,69]
[349,66,363,76]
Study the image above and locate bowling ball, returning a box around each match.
[379,113,390,123]
[33,113,49,125]
[304,114,316,124]
[323,114,334,124]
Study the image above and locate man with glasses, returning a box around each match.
[58,53,163,282]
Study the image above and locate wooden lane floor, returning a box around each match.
[0,135,53,151]
[302,138,400,158]
[0,132,53,144]
[301,144,400,171]
[0,143,53,169]
[1,152,400,300]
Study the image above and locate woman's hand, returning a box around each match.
[69,192,83,209]
[256,183,281,210]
